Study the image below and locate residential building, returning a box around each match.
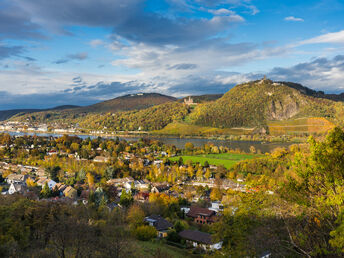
[8,183,27,195]
[36,178,57,189]
[93,156,109,163]
[145,215,173,238]
[63,186,78,199]
[6,174,28,184]
[186,206,217,225]
[151,183,170,193]
[209,201,224,213]
[179,230,222,250]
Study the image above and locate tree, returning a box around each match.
[120,189,133,207]
[204,168,211,180]
[135,225,157,241]
[45,166,60,182]
[185,142,194,153]
[187,166,194,179]
[70,142,79,152]
[86,173,94,188]
[204,160,209,168]
[196,167,203,181]
[26,177,37,188]
[40,182,52,198]
[210,187,222,201]
[77,168,86,182]
[104,166,115,180]
[127,205,145,228]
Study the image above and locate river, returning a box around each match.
[1,131,293,153]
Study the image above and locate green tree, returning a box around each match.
[40,182,52,198]
[135,225,157,241]
[120,189,133,207]
[127,205,145,228]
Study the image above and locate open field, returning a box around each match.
[170,153,260,169]
[267,117,335,135]
[154,122,254,136]
[136,240,198,258]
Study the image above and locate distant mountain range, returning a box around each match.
[6,80,344,136]
[0,105,79,121]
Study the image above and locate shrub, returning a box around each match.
[135,225,157,241]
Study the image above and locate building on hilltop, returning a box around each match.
[184,96,197,106]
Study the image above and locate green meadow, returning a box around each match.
[170,153,260,169]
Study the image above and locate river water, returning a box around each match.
[1,131,293,153]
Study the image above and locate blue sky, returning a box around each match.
[1,0,344,109]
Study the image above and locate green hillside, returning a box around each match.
[78,102,189,131]
[188,79,344,129]
[12,93,176,123]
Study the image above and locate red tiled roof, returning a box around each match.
[186,206,215,218]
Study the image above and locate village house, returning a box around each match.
[36,178,57,189]
[54,183,67,196]
[179,230,222,251]
[8,183,28,195]
[134,179,150,190]
[6,174,28,184]
[145,215,173,238]
[93,156,109,163]
[209,201,224,213]
[107,177,134,188]
[186,206,218,225]
[151,183,170,193]
[63,186,77,199]
[47,150,58,156]
[134,192,150,202]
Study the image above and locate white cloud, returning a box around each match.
[300,30,344,45]
[89,39,104,47]
[284,16,304,22]
[269,55,344,92]
[208,8,234,15]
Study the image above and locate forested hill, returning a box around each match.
[11,93,177,123]
[78,93,177,113]
[188,78,344,128]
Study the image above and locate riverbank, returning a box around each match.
[0,130,296,153]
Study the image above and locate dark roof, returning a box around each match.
[153,184,169,191]
[186,206,215,218]
[145,215,173,231]
[179,230,214,245]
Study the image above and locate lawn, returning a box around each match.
[170,153,260,169]
[135,240,198,258]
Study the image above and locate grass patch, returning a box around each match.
[135,240,196,258]
[169,153,260,169]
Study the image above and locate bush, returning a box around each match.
[135,225,157,241]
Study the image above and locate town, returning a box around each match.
[0,132,255,256]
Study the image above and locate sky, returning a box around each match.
[1,0,344,109]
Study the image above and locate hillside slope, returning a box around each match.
[12,93,177,123]
[188,79,344,129]
[78,102,189,131]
